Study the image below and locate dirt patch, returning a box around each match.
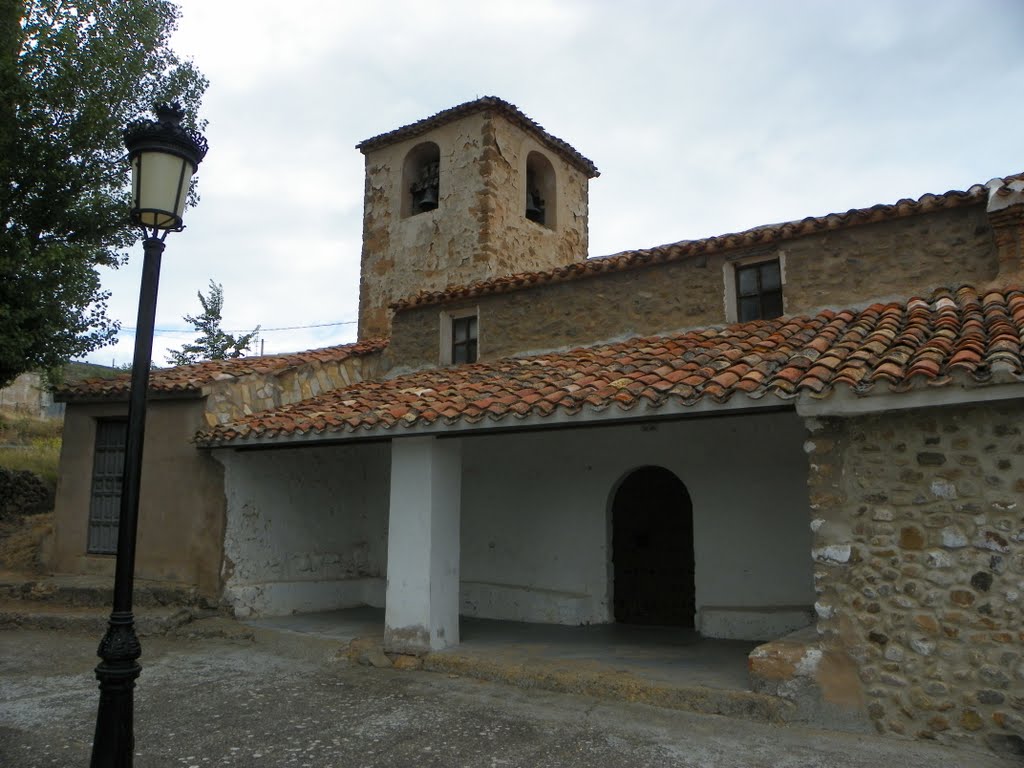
[0,512,53,575]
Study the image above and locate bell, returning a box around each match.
[418,184,438,212]
[526,189,544,223]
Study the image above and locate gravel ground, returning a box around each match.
[0,627,1017,768]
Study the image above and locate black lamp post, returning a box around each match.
[90,103,207,768]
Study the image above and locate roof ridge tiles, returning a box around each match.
[390,175,1021,313]
[355,96,598,177]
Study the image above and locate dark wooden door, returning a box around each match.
[612,466,695,627]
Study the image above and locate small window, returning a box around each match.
[402,141,440,218]
[735,260,783,321]
[441,309,479,365]
[525,151,556,230]
[87,419,127,555]
[451,315,478,364]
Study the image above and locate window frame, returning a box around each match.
[86,418,128,555]
[440,307,480,365]
[723,253,786,323]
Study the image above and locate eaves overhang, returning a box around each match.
[200,392,793,450]
[55,389,204,405]
[200,378,1024,452]
[796,379,1024,418]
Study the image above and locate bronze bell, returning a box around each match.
[526,189,544,223]
[418,184,438,212]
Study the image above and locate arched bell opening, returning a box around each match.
[525,151,556,229]
[402,141,441,218]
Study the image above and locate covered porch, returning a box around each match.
[215,405,816,655]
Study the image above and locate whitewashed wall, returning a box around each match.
[459,411,815,638]
[217,443,390,617]
[218,411,814,640]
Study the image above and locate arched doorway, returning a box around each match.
[612,466,695,627]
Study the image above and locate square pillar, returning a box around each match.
[384,436,462,654]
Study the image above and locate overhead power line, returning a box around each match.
[119,319,357,336]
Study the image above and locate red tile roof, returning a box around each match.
[197,285,1024,446]
[392,175,1023,311]
[356,96,599,178]
[55,339,388,400]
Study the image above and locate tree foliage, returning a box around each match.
[167,280,259,366]
[0,0,207,386]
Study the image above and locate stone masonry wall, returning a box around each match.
[388,205,997,371]
[201,352,384,427]
[387,259,722,371]
[806,403,1024,752]
[782,203,994,315]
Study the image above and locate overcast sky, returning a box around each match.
[84,0,1024,367]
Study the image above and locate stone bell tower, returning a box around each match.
[355,96,599,340]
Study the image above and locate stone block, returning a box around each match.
[959,709,984,731]
[899,527,926,550]
[950,590,976,607]
[939,527,969,548]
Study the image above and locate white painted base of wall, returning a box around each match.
[225,578,385,618]
[460,581,606,625]
[698,605,814,641]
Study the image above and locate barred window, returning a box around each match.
[87,420,127,555]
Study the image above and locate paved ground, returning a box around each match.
[249,607,758,690]
[0,626,1017,768]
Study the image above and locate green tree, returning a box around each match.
[167,280,260,366]
[0,0,207,387]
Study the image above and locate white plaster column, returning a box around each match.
[384,436,462,653]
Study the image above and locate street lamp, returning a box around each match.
[90,103,207,768]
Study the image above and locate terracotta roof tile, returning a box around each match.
[198,285,1024,446]
[391,174,1023,313]
[56,339,388,400]
[355,96,598,178]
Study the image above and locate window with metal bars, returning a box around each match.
[735,259,783,321]
[451,315,478,364]
[87,419,127,555]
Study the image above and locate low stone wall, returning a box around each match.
[0,468,53,519]
[202,351,384,427]
[806,403,1024,752]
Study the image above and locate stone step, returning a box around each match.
[0,573,213,609]
[421,651,792,724]
[343,635,791,725]
[0,601,198,635]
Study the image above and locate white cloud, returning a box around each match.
[83,0,1024,366]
